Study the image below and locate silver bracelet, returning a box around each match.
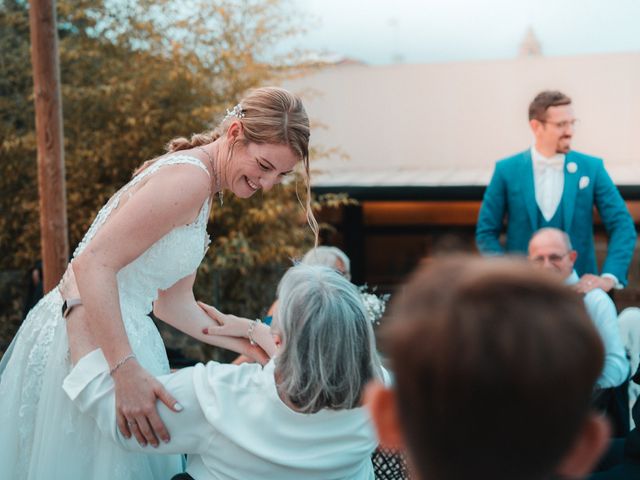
[248,318,262,346]
[110,353,136,375]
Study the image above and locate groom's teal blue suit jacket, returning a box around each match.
[476,149,637,285]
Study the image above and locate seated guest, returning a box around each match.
[590,367,640,479]
[528,228,631,435]
[366,256,610,480]
[618,307,640,411]
[62,264,386,479]
[232,245,351,365]
[300,245,351,279]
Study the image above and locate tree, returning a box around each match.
[0,0,319,360]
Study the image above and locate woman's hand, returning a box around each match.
[112,359,183,447]
[197,302,273,365]
[197,301,253,338]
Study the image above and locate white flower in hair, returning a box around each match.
[225,104,245,120]
[358,284,390,325]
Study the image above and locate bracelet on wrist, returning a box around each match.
[110,353,136,375]
[248,318,262,346]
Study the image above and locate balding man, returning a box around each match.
[528,227,629,389]
[529,228,630,437]
[477,91,637,294]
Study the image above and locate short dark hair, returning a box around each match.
[529,90,572,121]
[383,256,603,480]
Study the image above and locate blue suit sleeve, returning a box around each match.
[476,162,507,254]
[593,160,637,285]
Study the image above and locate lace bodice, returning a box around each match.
[0,155,207,478]
[72,154,212,371]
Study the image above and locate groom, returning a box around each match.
[476,90,636,292]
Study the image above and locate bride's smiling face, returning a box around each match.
[223,123,299,198]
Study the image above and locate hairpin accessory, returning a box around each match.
[224,103,245,121]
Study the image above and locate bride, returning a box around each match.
[0,86,314,479]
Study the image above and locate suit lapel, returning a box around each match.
[521,150,538,231]
[562,152,579,230]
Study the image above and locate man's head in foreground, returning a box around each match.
[366,256,609,480]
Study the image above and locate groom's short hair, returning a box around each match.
[529,90,572,121]
[383,256,603,480]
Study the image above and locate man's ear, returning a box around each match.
[569,250,578,264]
[530,118,543,135]
[364,381,405,450]
[555,414,610,478]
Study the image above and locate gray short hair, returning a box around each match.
[530,227,573,250]
[273,264,382,413]
[300,246,351,279]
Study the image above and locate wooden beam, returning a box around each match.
[29,0,68,293]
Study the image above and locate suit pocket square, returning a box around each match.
[579,176,590,189]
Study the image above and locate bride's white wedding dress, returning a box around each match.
[0,155,212,479]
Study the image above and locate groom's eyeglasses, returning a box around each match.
[541,119,579,130]
[531,252,570,265]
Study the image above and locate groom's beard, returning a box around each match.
[556,136,572,154]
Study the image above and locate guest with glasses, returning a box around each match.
[529,228,630,436]
[366,255,611,480]
[477,90,636,295]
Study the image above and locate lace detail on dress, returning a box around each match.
[73,155,210,259]
[16,290,63,477]
[0,154,208,479]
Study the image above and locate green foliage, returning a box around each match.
[0,0,323,361]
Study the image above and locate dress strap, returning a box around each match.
[72,154,211,258]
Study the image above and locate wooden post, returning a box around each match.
[28,0,68,293]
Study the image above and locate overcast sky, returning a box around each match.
[290,0,640,64]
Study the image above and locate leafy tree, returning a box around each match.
[0,0,321,360]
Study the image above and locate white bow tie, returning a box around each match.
[536,157,564,172]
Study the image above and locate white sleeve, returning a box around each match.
[584,294,630,388]
[601,273,623,290]
[63,349,212,455]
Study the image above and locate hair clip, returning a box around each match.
[225,104,245,120]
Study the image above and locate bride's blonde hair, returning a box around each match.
[137,87,317,242]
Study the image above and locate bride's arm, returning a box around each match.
[63,348,211,456]
[154,273,270,365]
[70,164,211,447]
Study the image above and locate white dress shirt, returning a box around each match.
[531,146,565,222]
[566,271,630,388]
[63,349,378,480]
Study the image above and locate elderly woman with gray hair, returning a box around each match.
[62,264,385,479]
[301,245,351,280]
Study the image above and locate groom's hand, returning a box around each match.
[574,274,615,294]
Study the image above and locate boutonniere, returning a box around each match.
[579,176,590,189]
[566,162,578,173]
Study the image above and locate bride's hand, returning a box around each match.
[112,359,182,447]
